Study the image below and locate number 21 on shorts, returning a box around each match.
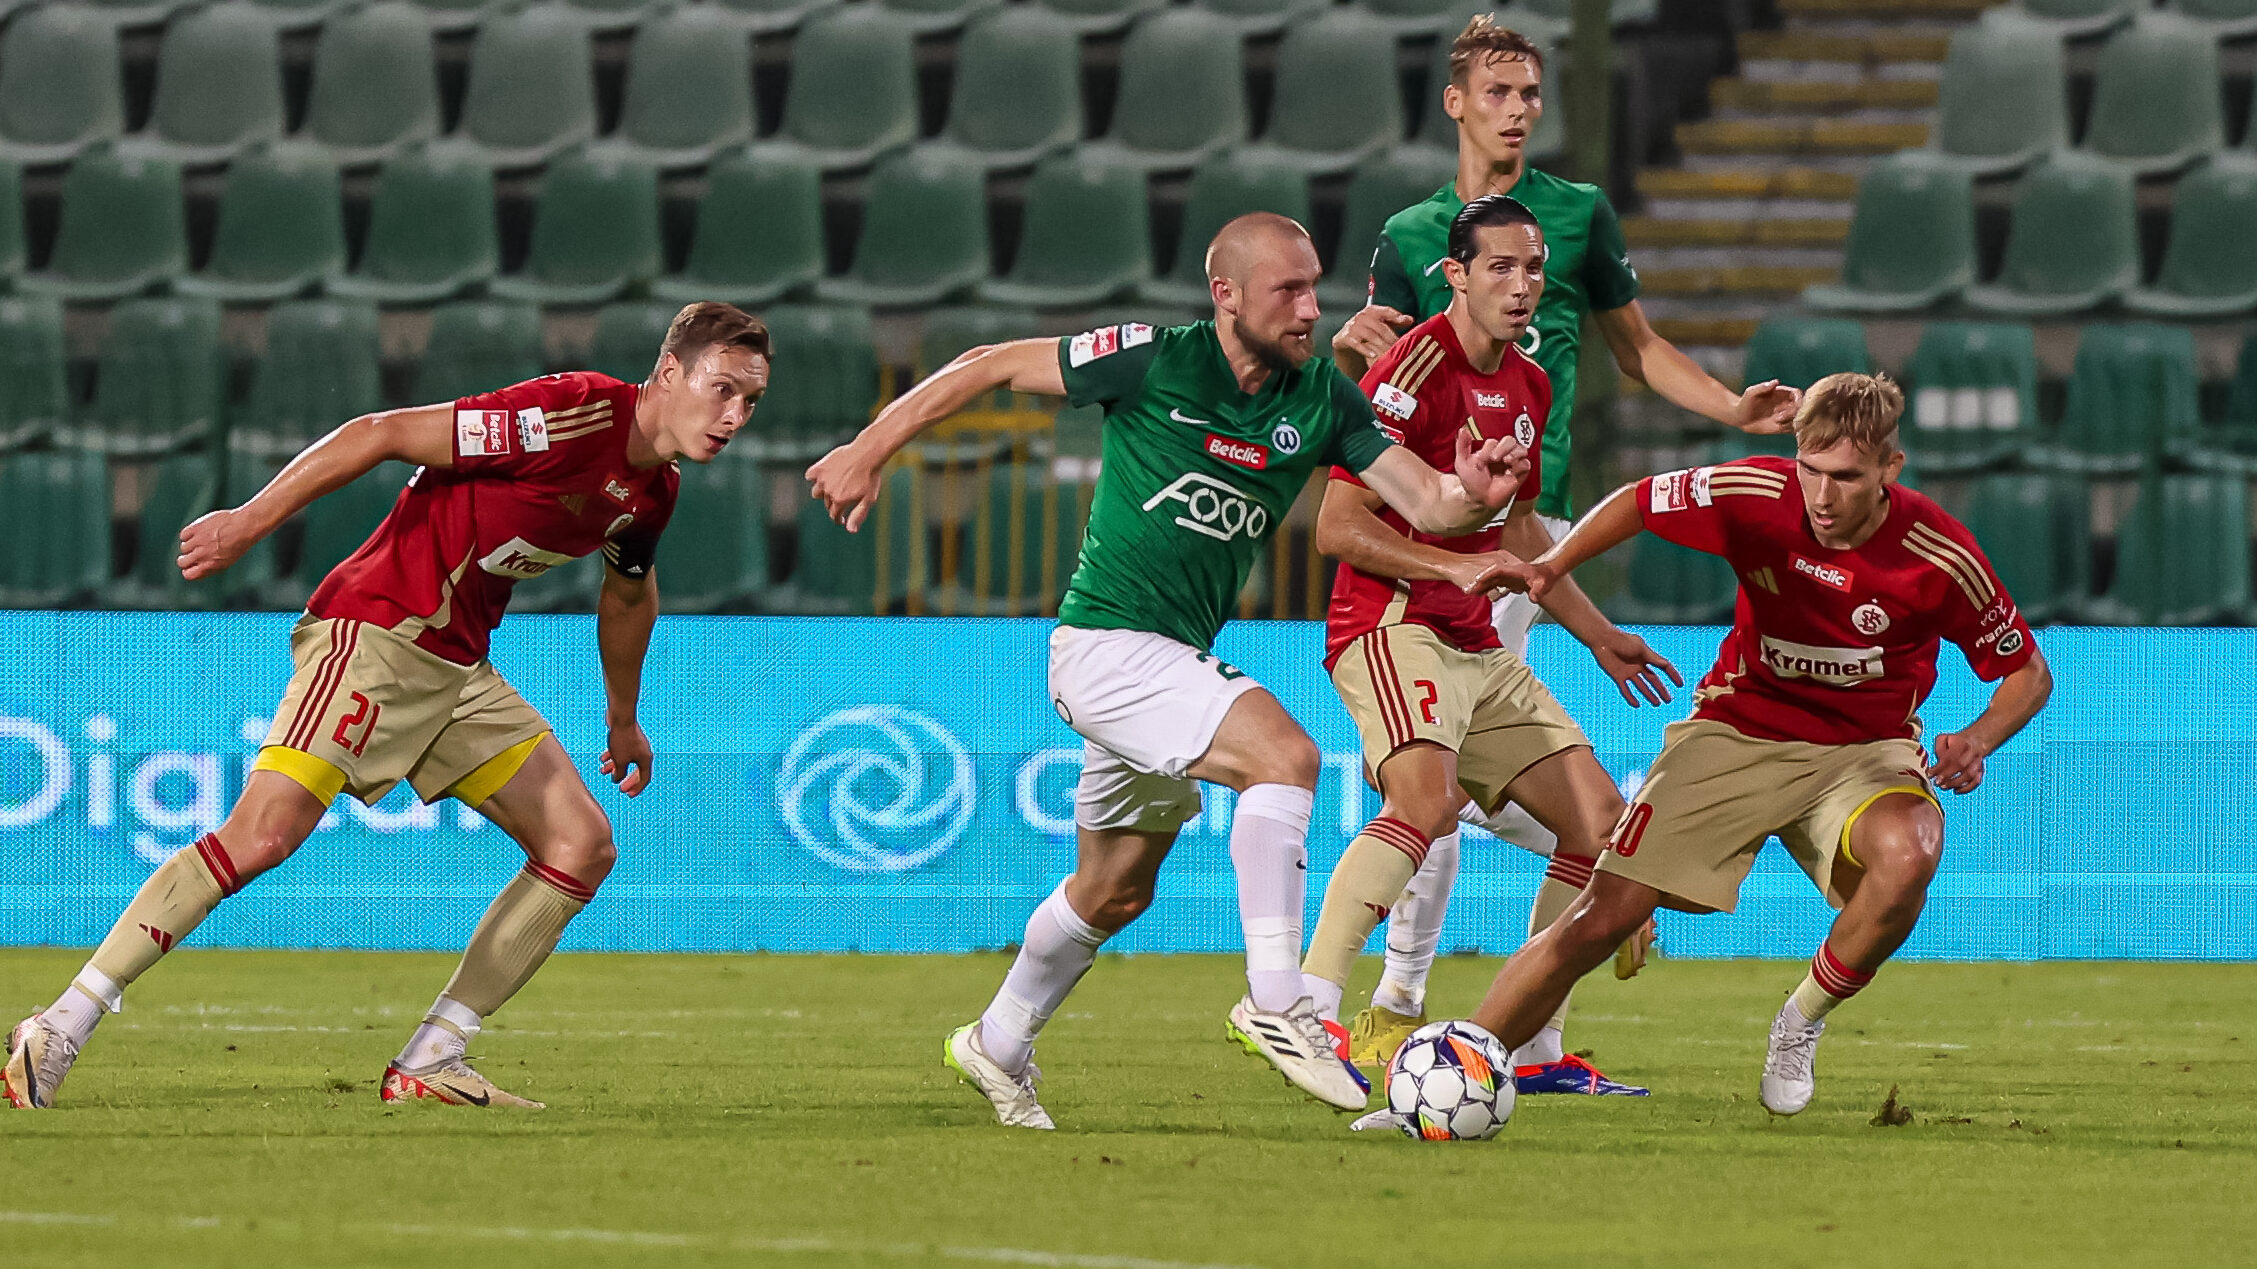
[332,692,381,758]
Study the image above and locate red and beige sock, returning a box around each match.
[394,863,595,1070]
[1300,816,1433,1022]
[1788,941,1875,1022]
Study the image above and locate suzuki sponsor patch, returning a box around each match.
[1373,382,1418,421]
[1792,554,1855,593]
[1066,323,1153,367]
[515,406,549,452]
[455,409,513,458]
[1759,636,1884,686]
[1204,433,1269,471]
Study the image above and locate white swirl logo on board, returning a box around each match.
[777,706,976,873]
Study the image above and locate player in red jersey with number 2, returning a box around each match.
[1460,372,2053,1117]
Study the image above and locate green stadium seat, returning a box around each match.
[1415,20,1564,164]
[246,0,350,32]
[2229,333,2257,431]
[302,2,441,167]
[2125,154,2257,318]
[1322,147,1454,309]
[2168,0,2257,39]
[2012,0,2137,39]
[1137,149,1310,307]
[412,301,545,403]
[707,0,843,35]
[2080,14,2225,177]
[288,460,418,607]
[1035,0,1164,36]
[652,149,823,307]
[980,150,1150,308]
[408,0,507,32]
[656,455,771,613]
[879,0,1004,36]
[599,6,755,170]
[61,298,224,458]
[749,304,879,459]
[0,160,20,285]
[0,6,124,166]
[1190,0,1324,38]
[329,143,500,304]
[756,6,916,171]
[104,453,223,610]
[21,145,185,301]
[178,142,345,302]
[237,300,385,460]
[455,5,597,169]
[1803,152,1976,313]
[938,8,1082,172]
[122,2,285,167]
[78,0,197,27]
[1081,10,1247,171]
[1604,533,1735,625]
[554,0,663,32]
[1902,322,2040,476]
[817,147,989,308]
[587,301,671,384]
[1517,0,1657,24]
[778,465,920,614]
[1964,154,2139,317]
[0,452,110,607]
[1928,12,2067,177]
[1740,317,1870,395]
[0,296,66,453]
[2083,475,2250,625]
[1353,0,1489,37]
[1248,11,1404,176]
[918,306,1040,378]
[2033,323,2201,475]
[1958,473,2089,625]
[490,149,662,305]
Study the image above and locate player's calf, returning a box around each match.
[1469,874,1657,1051]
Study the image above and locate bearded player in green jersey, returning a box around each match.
[808,213,1530,1128]
[1327,16,1801,1085]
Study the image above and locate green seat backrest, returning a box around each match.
[0,452,110,601]
[521,150,662,287]
[618,6,756,154]
[1169,152,1310,283]
[588,302,673,384]
[299,460,416,585]
[1741,317,1871,391]
[2104,475,2250,623]
[0,295,68,448]
[919,306,1039,375]
[1961,473,2088,621]
[201,143,346,288]
[1107,10,1247,156]
[679,148,823,292]
[788,465,918,612]
[1837,152,1976,296]
[1198,0,1321,23]
[1003,151,1150,290]
[1039,0,1165,27]
[2148,155,2257,300]
[460,6,596,157]
[47,146,186,290]
[2057,323,2202,463]
[1334,148,1453,283]
[2174,0,2257,19]
[2084,14,2225,164]
[842,148,989,292]
[355,145,500,289]
[144,2,284,154]
[656,455,769,610]
[0,7,123,156]
[244,300,385,451]
[943,7,1081,159]
[1935,14,2066,165]
[1903,322,2040,446]
[2227,333,2257,427]
[0,161,23,286]
[128,452,230,606]
[754,305,878,451]
[414,302,545,403]
[776,7,916,156]
[1994,155,2140,298]
[305,2,440,160]
[1617,532,1735,623]
[1265,11,1402,160]
[88,298,225,456]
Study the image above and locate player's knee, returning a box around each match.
[1080,876,1155,931]
[221,827,298,881]
[1559,881,1649,955]
[1259,732,1321,790]
[1858,802,1944,892]
[543,821,617,886]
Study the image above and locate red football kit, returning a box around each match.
[1636,456,2036,746]
[1323,313,1553,668]
[309,372,679,665]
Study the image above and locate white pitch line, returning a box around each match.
[0,1212,116,1226]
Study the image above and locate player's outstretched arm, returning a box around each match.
[1495,508,1681,707]
[1357,428,1530,537]
[1928,650,2052,795]
[177,404,456,581]
[1497,480,1647,603]
[1594,300,1801,435]
[805,338,1065,532]
[1313,479,1518,595]
[595,564,659,797]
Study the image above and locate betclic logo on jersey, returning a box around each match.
[1143,472,1271,542]
[1203,433,1269,471]
[1648,467,1714,514]
[455,410,513,458]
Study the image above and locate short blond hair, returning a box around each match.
[1794,372,1904,456]
[1450,14,1545,86]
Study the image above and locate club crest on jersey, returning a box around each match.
[1203,432,1269,471]
[603,477,633,504]
[516,406,549,452]
[1793,555,1855,593]
[1759,636,1883,686]
[1142,472,1270,542]
[1513,411,1536,448]
[1270,421,1302,455]
[454,409,513,458]
[1066,322,1153,367]
[1373,382,1417,421]
[477,536,573,580]
[1851,602,1890,635]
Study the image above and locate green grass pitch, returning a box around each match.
[0,949,2249,1268]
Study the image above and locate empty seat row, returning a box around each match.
[2012,0,2257,41]
[1805,149,2257,318]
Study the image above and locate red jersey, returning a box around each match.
[1637,456,2036,746]
[1323,313,1552,668]
[309,372,678,665]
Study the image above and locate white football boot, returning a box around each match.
[945,1022,1054,1130]
[1349,1107,1408,1132]
[1225,996,1369,1112]
[1759,998,1826,1116]
[3,1015,81,1110]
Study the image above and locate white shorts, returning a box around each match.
[1048,624,1265,833]
[1489,514,1572,659]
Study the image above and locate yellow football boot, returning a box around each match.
[1346,1004,1425,1068]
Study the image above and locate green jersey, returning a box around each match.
[1368,167,1641,519]
[1054,321,1396,652]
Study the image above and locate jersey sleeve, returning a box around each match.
[450,373,617,475]
[1326,367,1397,476]
[603,469,678,580]
[1583,191,1642,314]
[1368,233,1420,315]
[1926,515,2038,681]
[1056,323,1160,410]
[1635,464,1737,555]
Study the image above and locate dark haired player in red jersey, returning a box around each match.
[1454,371,2053,1119]
[4,302,770,1112]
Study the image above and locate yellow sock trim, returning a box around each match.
[252,746,346,807]
[1837,784,1938,869]
[449,732,548,809]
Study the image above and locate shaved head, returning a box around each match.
[1205,212,1323,376]
[1204,212,1315,287]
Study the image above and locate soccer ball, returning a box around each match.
[1385,1020,1515,1141]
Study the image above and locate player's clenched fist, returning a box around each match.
[1330,304,1413,378]
[601,719,655,797]
[805,443,883,532]
[1453,428,1529,510]
[177,508,253,581]
[1926,731,1988,794]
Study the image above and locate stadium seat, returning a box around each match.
[1740,318,1871,394]
[1928,12,2067,178]
[918,306,1040,378]
[1353,0,1488,37]
[104,452,225,610]
[554,0,663,32]
[1138,150,1310,306]
[1963,154,2139,317]
[490,149,663,305]
[756,6,917,171]
[0,452,110,608]
[2080,14,2225,177]
[779,465,920,614]
[656,455,771,613]
[1413,23,1565,164]
[22,146,185,301]
[2034,324,2202,475]
[301,2,441,167]
[879,0,1004,36]
[327,143,499,304]
[979,150,1150,308]
[62,298,224,458]
[1802,152,1977,313]
[0,296,67,453]
[749,304,879,459]
[1191,0,1324,38]
[2125,154,2257,318]
[587,301,671,385]
[122,2,285,166]
[77,0,197,26]
[600,5,755,170]
[236,300,385,460]
[246,0,351,32]
[1081,10,1247,171]
[454,4,597,169]
[1035,0,1164,36]
[1322,148,1454,309]
[937,8,1082,172]
[1516,0,1656,24]
[2084,475,2250,625]
[291,461,418,605]
[1604,533,1735,625]
[0,160,18,285]
[1902,322,2040,476]
[407,0,507,32]
[1959,473,2089,625]
[2168,0,2257,39]
[817,147,989,308]
[1247,11,1404,176]
[0,6,124,166]
[412,301,546,403]
[178,143,346,302]
[924,461,1065,616]
[2012,0,2137,39]
[706,0,843,35]
[652,149,823,307]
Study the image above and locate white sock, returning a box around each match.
[1512,1025,1565,1068]
[1231,783,1315,1013]
[42,971,119,1048]
[1377,829,1459,1014]
[1303,973,1346,1023]
[978,881,1108,1074]
[394,996,480,1070]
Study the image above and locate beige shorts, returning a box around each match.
[257,615,551,807]
[1599,717,1939,914]
[1330,623,1590,815]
